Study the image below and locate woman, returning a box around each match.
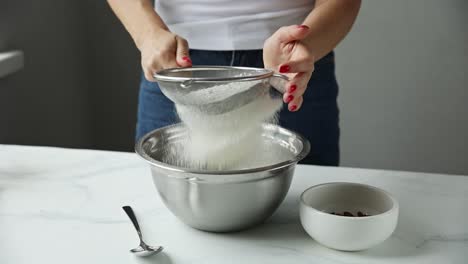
[108,0,361,166]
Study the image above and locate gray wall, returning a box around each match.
[0,0,91,147]
[1,1,467,174]
[336,0,468,174]
[85,0,140,150]
[0,0,139,150]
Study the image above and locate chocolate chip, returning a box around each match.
[357,211,370,217]
[329,210,371,217]
[343,211,354,217]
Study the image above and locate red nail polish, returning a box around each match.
[279,65,290,73]
[285,95,294,103]
[182,56,192,63]
[289,85,297,93]
[298,25,310,30]
[290,105,297,111]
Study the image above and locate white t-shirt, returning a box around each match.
[155,0,315,50]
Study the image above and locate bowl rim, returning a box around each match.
[135,123,311,176]
[300,182,399,220]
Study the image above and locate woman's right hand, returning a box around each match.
[137,28,192,81]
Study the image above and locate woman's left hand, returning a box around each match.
[263,25,314,112]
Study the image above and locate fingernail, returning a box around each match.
[182,56,192,63]
[289,85,297,93]
[298,25,309,30]
[290,105,297,111]
[285,95,294,103]
[279,65,290,73]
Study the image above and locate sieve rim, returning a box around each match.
[153,66,274,83]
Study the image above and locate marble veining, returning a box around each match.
[1,145,467,264]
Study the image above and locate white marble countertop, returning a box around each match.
[1,145,467,264]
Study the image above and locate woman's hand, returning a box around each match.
[263,25,314,112]
[138,28,192,81]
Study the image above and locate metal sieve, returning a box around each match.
[153,66,288,115]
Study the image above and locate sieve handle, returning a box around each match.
[180,79,194,89]
[269,73,289,94]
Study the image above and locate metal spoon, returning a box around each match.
[122,206,163,257]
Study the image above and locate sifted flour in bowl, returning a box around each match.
[163,81,292,171]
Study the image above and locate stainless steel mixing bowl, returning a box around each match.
[135,123,310,232]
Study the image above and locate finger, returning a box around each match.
[175,36,192,67]
[162,60,179,69]
[282,73,302,103]
[283,58,314,74]
[142,55,162,81]
[282,71,312,108]
[288,95,303,112]
[287,71,313,98]
[160,52,179,69]
[278,52,314,74]
[143,67,156,82]
[273,25,310,44]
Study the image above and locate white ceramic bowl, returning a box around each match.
[300,182,399,251]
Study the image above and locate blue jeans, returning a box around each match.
[137,50,339,166]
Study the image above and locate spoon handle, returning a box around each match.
[122,206,143,241]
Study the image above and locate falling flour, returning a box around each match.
[164,81,292,171]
